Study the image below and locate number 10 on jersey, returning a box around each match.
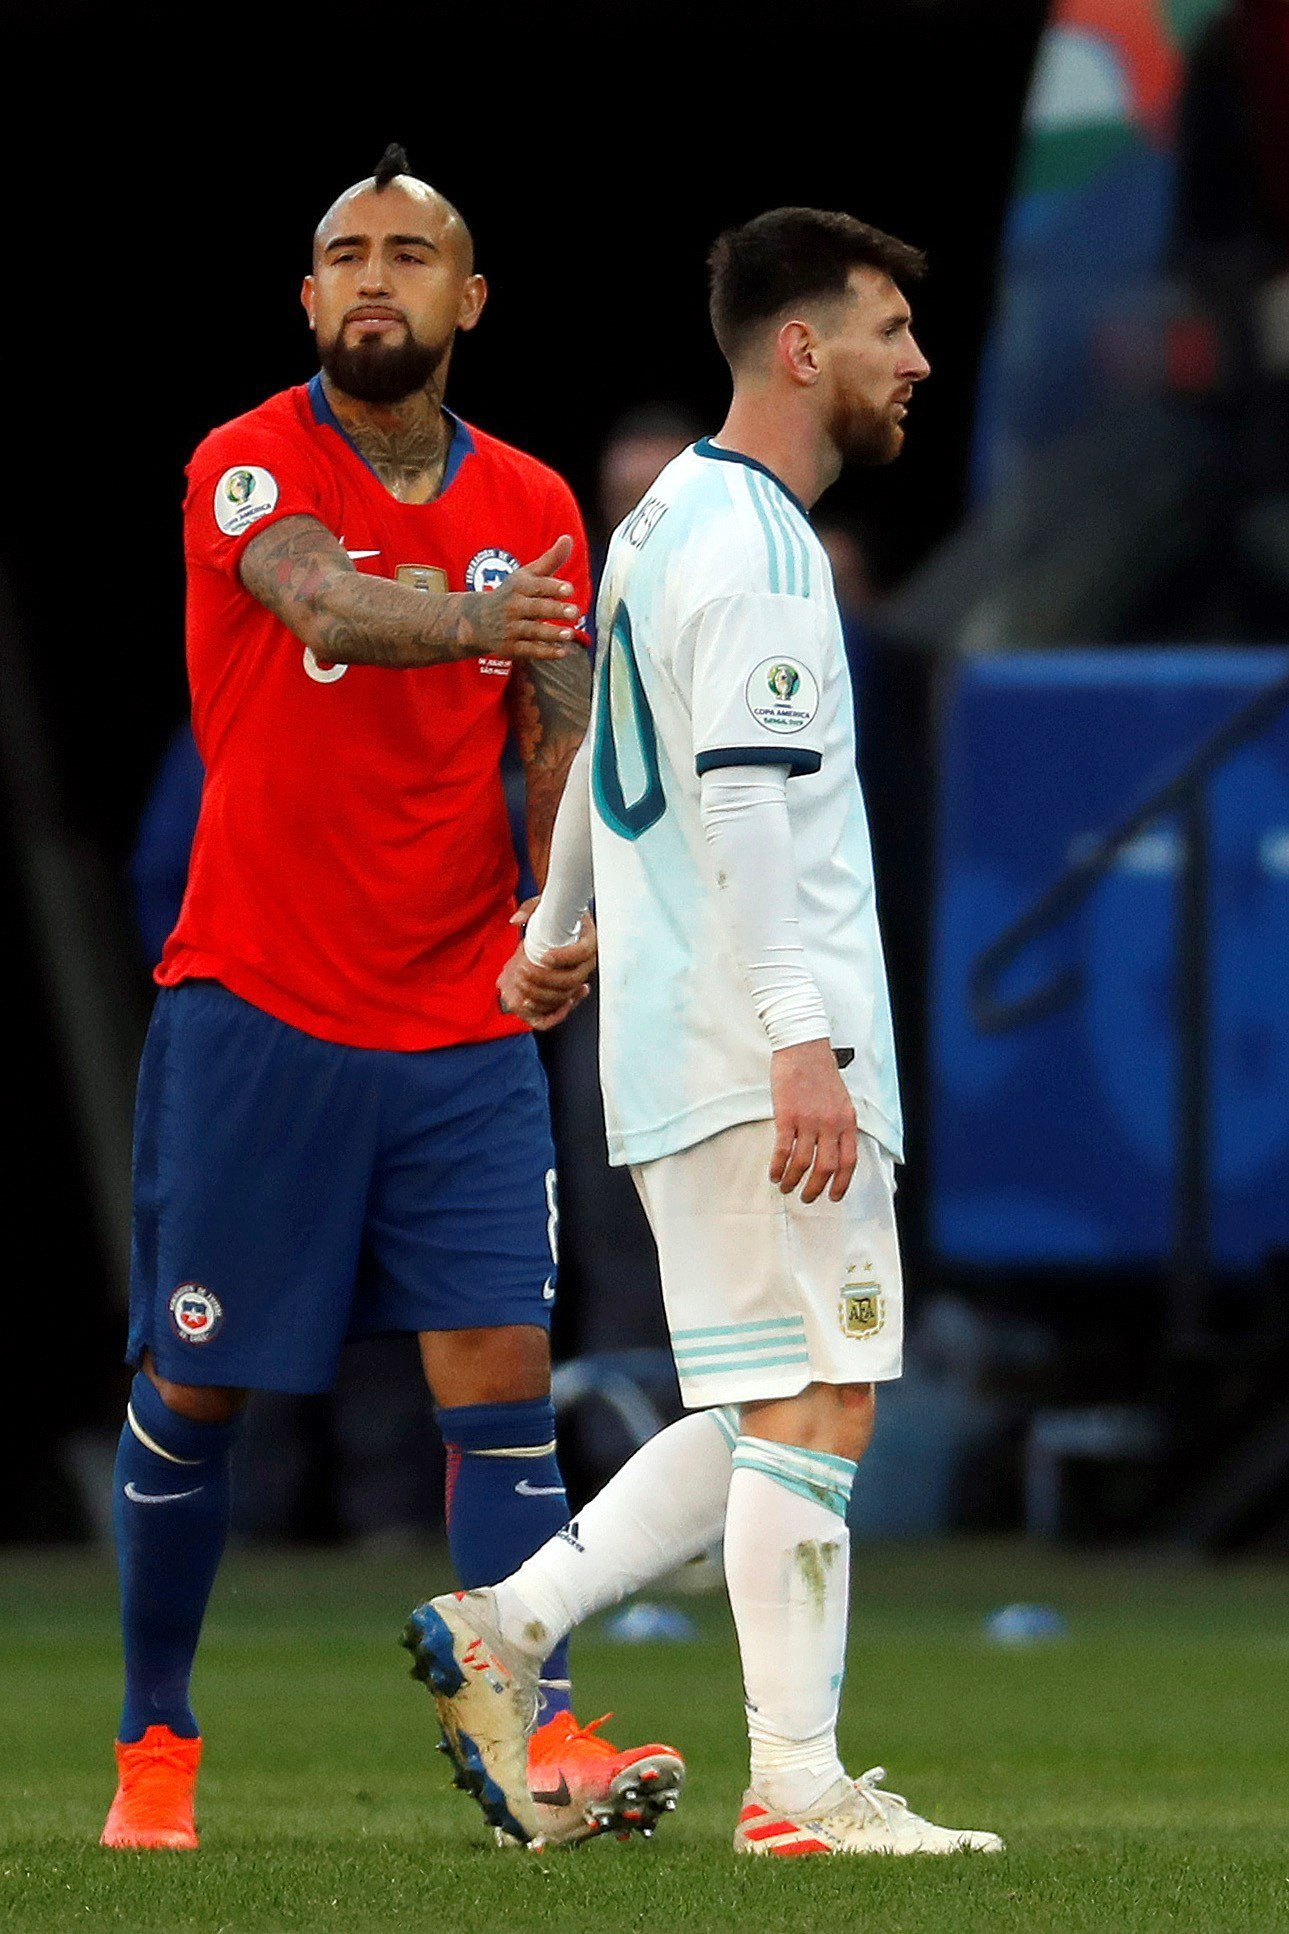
[591,601,666,841]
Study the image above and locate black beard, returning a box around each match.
[318,333,441,405]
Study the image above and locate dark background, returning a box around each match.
[1,0,1044,1500]
[7,0,1043,855]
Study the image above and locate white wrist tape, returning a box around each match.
[523,737,594,963]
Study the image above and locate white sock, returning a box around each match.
[490,1406,737,1660]
[723,1436,858,1814]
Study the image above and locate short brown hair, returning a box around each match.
[708,206,926,362]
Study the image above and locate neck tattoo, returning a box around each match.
[327,386,451,503]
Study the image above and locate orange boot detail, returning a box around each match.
[525,1710,684,1847]
[100,1726,202,1850]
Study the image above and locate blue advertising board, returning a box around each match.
[930,651,1289,1269]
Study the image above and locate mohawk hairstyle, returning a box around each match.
[373,142,410,189]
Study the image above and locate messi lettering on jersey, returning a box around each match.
[621,495,668,550]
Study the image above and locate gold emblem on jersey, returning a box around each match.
[397,564,449,595]
[839,1261,883,1338]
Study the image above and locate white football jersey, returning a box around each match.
[589,439,903,1168]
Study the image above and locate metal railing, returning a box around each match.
[969,656,1289,1351]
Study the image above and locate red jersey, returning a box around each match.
[159,377,592,1051]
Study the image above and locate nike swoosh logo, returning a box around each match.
[530,1774,572,1807]
[124,1482,203,1504]
[343,545,380,560]
[514,1479,565,1497]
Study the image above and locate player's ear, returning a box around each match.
[777,319,822,387]
[301,276,317,332]
[457,273,487,334]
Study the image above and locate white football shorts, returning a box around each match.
[630,1118,903,1407]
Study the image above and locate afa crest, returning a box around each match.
[839,1263,884,1339]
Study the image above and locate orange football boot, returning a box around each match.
[100,1726,202,1850]
[525,1710,684,1847]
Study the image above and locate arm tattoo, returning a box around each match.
[510,650,593,885]
[239,516,361,657]
[238,515,488,668]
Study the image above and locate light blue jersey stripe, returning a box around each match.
[679,1351,812,1377]
[672,1318,804,1342]
[743,471,785,592]
[781,502,815,599]
[754,474,811,597]
[673,1337,807,1362]
[675,1350,811,1371]
[750,475,794,594]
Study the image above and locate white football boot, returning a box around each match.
[403,1589,542,1845]
[734,1766,1005,1856]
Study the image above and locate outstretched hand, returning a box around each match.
[463,536,582,663]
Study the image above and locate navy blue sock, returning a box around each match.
[113,1372,238,1744]
[438,1397,572,1716]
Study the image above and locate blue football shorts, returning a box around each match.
[127,980,558,1392]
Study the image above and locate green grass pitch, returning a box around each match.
[1,1541,1286,1932]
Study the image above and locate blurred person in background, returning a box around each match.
[102,144,675,1857]
[815,518,874,623]
[1167,0,1289,637]
[814,517,877,751]
[129,724,204,972]
[595,404,704,545]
